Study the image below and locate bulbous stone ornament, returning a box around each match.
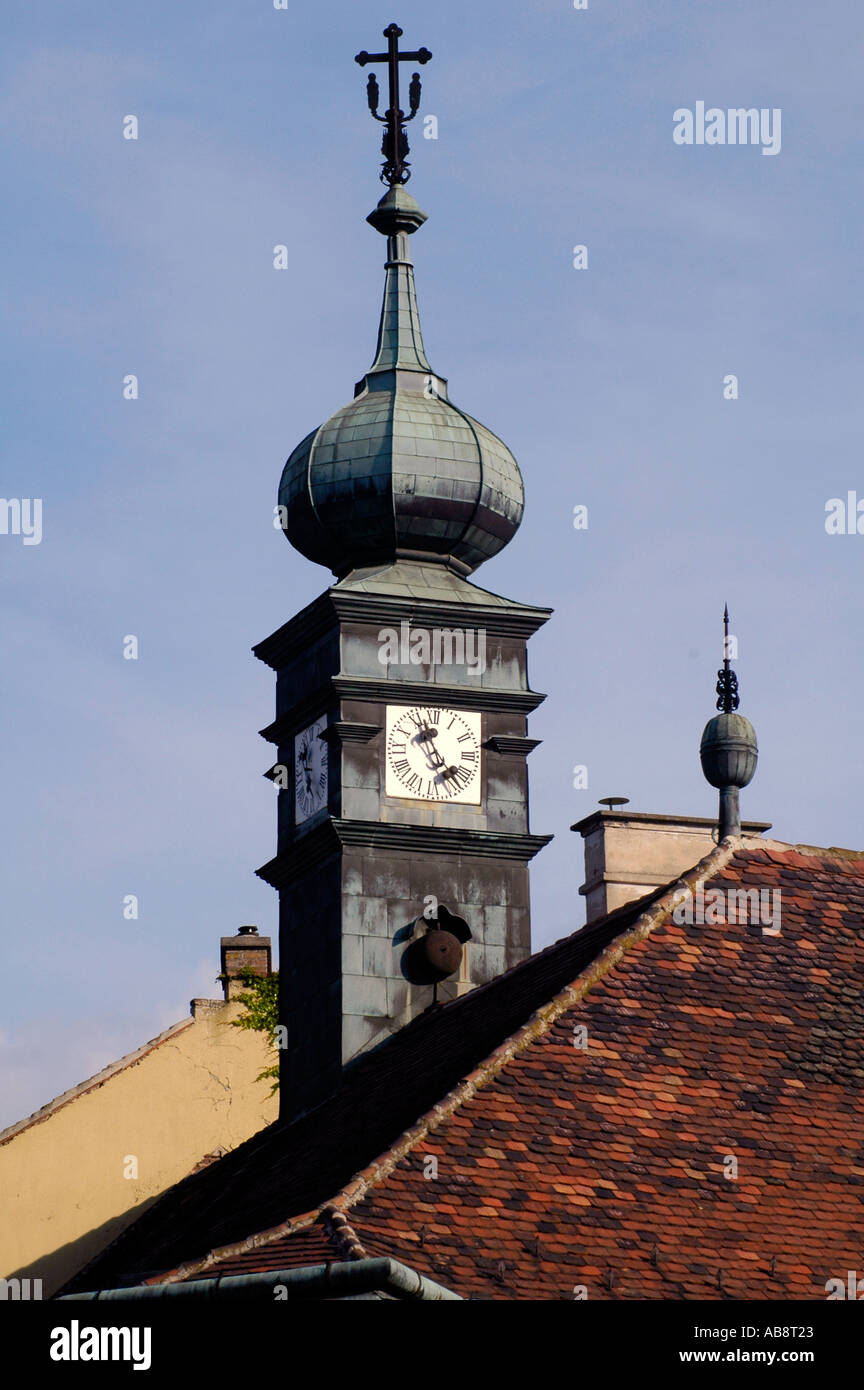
[700,711,758,790]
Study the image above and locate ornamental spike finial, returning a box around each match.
[716,603,740,713]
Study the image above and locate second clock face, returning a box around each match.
[294,716,328,824]
[385,706,482,804]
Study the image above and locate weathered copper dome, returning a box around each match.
[278,187,524,577]
[700,711,759,790]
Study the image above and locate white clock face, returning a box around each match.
[294,717,328,824]
[385,706,481,804]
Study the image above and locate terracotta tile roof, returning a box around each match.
[62,873,671,1293]
[332,840,864,1299]
[142,1217,354,1283]
[64,838,864,1300]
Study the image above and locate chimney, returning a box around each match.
[572,808,772,926]
[220,925,273,1000]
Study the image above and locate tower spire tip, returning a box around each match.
[356,22,432,188]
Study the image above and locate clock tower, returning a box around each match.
[255,26,552,1121]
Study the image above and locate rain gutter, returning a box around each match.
[58,1257,461,1302]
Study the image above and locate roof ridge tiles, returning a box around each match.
[0,1016,196,1149]
[752,838,864,865]
[146,1206,325,1286]
[321,1206,368,1262]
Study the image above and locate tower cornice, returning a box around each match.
[253,570,552,672]
[257,820,553,890]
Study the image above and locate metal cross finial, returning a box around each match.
[716,603,740,713]
[355,23,432,186]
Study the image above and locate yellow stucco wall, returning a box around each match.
[0,998,278,1297]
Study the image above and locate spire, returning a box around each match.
[356,28,434,379]
[699,606,759,840]
[366,195,432,376]
[276,27,524,578]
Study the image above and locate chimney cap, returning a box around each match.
[220,926,272,1001]
[598,796,630,812]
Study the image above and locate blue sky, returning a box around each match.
[2,0,862,1127]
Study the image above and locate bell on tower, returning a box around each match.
[254,24,552,1123]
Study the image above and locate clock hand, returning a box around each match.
[414,725,446,770]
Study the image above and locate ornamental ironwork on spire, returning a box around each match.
[715,603,740,713]
[700,607,759,840]
[355,23,432,186]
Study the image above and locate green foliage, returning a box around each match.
[219,967,280,1094]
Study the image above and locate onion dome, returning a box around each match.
[278,186,524,579]
[699,607,758,839]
